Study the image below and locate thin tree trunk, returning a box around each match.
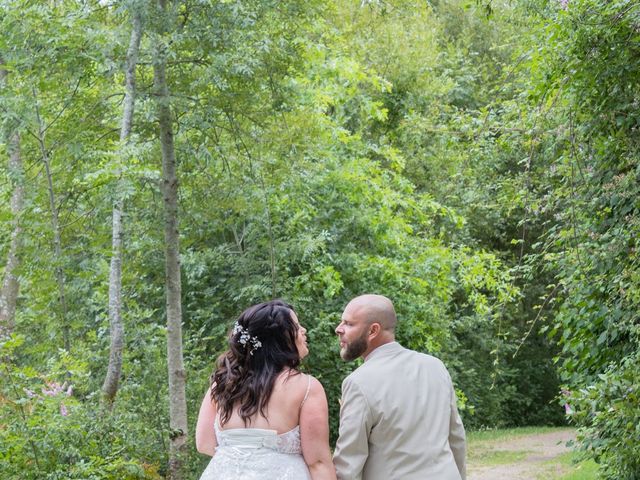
[153,1,188,477]
[102,10,142,406]
[34,90,69,352]
[0,57,24,337]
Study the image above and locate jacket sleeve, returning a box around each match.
[448,383,467,480]
[333,377,373,480]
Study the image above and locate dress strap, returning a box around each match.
[300,374,312,410]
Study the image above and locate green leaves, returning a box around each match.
[9,0,634,474]
[522,0,640,477]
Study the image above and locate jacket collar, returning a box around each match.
[364,341,402,362]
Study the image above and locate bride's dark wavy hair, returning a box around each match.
[211,299,301,426]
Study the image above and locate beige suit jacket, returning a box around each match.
[334,342,466,480]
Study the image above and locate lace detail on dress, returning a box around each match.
[275,425,302,454]
[213,417,302,454]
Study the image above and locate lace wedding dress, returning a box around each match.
[198,419,311,480]
[199,376,312,480]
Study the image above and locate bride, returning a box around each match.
[195,300,336,480]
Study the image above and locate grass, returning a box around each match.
[467,426,570,464]
[467,426,571,444]
[547,453,599,480]
[471,449,531,466]
[559,461,599,480]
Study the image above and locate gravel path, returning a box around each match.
[468,428,576,480]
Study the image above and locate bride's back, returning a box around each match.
[196,300,335,479]
[219,370,308,434]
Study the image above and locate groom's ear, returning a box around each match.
[369,322,381,338]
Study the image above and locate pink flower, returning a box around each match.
[60,403,68,417]
[42,381,73,397]
[42,381,65,396]
[24,388,36,398]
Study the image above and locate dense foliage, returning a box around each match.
[529,1,640,478]
[1,0,637,479]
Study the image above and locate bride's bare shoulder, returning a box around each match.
[273,370,310,396]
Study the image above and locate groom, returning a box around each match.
[333,294,466,480]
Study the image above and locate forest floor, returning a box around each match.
[467,427,597,480]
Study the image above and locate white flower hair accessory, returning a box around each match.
[232,321,262,355]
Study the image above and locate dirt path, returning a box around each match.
[468,428,576,480]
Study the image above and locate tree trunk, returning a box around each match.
[0,56,24,337]
[102,10,142,406]
[153,1,188,477]
[34,90,69,352]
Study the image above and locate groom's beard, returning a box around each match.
[340,331,369,361]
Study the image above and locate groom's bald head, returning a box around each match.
[344,294,397,333]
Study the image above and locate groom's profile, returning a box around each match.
[333,294,466,480]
